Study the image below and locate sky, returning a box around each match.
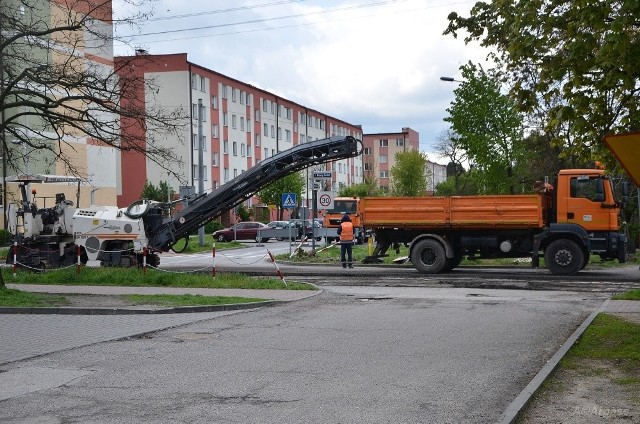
[113,0,490,162]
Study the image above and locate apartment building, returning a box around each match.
[115,53,363,217]
[362,128,420,192]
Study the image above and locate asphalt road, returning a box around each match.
[0,285,607,423]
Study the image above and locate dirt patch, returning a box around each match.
[62,294,136,308]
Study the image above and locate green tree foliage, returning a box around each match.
[140,180,171,202]
[236,204,252,221]
[390,150,429,196]
[338,176,384,197]
[444,62,525,194]
[257,172,305,220]
[444,0,640,169]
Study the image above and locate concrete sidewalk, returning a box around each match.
[2,283,321,315]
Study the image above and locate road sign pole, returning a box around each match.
[312,186,317,251]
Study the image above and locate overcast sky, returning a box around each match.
[113,0,489,161]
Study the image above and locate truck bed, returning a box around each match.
[360,195,546,230]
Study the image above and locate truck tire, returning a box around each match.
[544,239,585,275]
[442,253,463,272]
[411,239,447,274]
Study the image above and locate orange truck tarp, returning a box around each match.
[603,132,640,186]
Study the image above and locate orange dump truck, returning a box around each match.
[359,168,628,275]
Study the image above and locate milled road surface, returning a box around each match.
[0,286,607,423]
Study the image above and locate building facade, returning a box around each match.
[362,128,420,192]
[115,53,363,220]
[1,0,118,213]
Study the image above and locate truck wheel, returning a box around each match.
[544,239,584,275]
[442,253,463,272]
[411,239,446,274]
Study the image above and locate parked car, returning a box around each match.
[266,220,295,241]
[213,221,269,243]
[289,219,323,241]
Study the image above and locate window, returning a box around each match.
[270,125,275,138]
[223,140,229,154]
[232,141,237,156]
[246,92,251,105]
[264,147,268,158]
[364,147,372,155]
[338,163,342,173]
[255,133,261,147]
[380,170,388,178]
[211,95,218,109]
[239,90,244,104]
[234,169,238,178]
[293,122,298,133]
[200,76,205,91]
[191,73,197,89]
[277,127,282,140]
[212,152,219,166]
[286,108,291,120]
[263,99,268,112]
[570,177,605,202]
[379,139,388,147]
[192,134,197,150]
[247,143,252,157]
[270,102,275,114]
[231,88,237,102]
[380,155,387,164]
[201,165,207,180]
[263,123,268,134]
[213,180,219,190]
[231,114,237,129]
[223,168,229,183]
[192,104,198,117]
[221,85,228,99]
[212,124,219,138]
[223,112,228,126]
[364,163,372,171]
[300,134,305,143]
[396,138,404,147]
[255,109,260,121]
[241,143,246,157]
[240,117,245,131]
[201,135,207,151]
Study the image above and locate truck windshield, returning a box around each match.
[327,200,357,214]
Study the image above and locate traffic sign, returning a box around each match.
[313,171,332,179]
[317,190,335,210]
[282,192,297,208]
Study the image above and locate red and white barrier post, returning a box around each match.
[142,247,148,274]
[76,244,82,274]
[12,241,17,276]
[267,250,287,286]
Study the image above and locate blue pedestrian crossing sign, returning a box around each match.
[282,192,297,208]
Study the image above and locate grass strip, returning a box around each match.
[122,294,266,307]
[612,289,640,301]
[6,267,315,291]
[0,287,70,307]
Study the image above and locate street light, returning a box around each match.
[440,76,463,83]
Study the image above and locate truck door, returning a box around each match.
[560,175,613,231]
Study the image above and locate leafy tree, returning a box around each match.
[257,172,305,220]
[236,204,252,221]
[390,150,429,196]
[444,62,525,194]
[0,0,186,182]
[444,0,640,170]
[338,176,384,197]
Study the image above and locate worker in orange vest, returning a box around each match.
[337,213,354,268]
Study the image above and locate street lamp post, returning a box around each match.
[440,76,464,83]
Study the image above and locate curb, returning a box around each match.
[0,300,284,315]
[496,298,610,424]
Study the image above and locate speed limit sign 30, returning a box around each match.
[317,190,335,210]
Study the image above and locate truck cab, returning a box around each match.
[555,169,621,232]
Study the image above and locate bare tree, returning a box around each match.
[435,129,468,195]
[0,0,188,192]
